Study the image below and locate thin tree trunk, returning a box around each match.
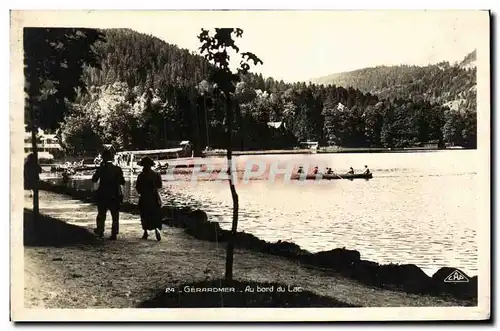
[204,94,209,148]
[30,108,40,221]
[224,94,239,281]
[236,103,244,151]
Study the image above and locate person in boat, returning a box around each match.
[347,167,355,175]
[92,149,125,240]
[297,166,304,174]
[363,165,371,175]
[313,166,319,175]
[325,167,333,175]
[24,153,42,198]
[135,156,163,241]
[156,161,169,170]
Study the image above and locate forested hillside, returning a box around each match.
[56,29,477,155]
[312,50,477,113]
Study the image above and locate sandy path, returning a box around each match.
[22,191,470,308]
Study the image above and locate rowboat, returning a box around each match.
[290,172,373,180]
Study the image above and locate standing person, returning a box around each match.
[92,149,125,240]
[24,153,42,197]
[135,156,163,241]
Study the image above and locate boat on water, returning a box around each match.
[48,145,197,179]
[116,142,197,174]
[290,172,373,180]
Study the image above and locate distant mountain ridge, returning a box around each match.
[459,49,476,70]
[311,50,476,113]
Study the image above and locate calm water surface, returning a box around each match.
[54,150,481,276]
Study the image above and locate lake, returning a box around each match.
[53,150,481,276]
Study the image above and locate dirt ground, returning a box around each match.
[22,191,472,308]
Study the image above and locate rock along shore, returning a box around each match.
[37,180,478,303]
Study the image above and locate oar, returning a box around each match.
[332,172,343,179]
[325,167,343,179]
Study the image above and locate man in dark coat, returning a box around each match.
[92,149,125,240]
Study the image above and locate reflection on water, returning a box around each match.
[49,150,480,276]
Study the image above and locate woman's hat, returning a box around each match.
[138,156,155,167]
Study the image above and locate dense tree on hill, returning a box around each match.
[59,108,103,155]
[83,29,209,95]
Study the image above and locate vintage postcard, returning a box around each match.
[10,9,490,321]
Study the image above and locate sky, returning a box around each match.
[129,11,486,83]
[17,10,488,83]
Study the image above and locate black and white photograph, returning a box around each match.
[10,9,490,321]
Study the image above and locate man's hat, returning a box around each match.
[138,156,155,167]
[101,149,113,161]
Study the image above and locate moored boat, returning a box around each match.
[50,164,99,173]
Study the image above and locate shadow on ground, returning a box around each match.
[139,279,359,308]
[24,209,99,247]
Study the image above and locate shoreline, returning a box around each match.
[42,147,474,169]
[202,147,471,157]
[35,180,478,303]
